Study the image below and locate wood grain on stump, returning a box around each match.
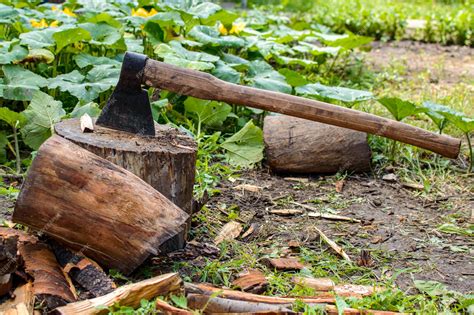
[264,115,371,174]
[55,118,197,252]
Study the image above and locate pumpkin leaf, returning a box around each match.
[296,83,373,103]
[377,97,426,121]
[184,97,231,127]
[221,120,264,167]
[53,27,92,53]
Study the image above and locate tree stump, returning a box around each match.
[54,119,197,252]
[264,115,371,174]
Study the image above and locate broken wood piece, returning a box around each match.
[291,202,361,223]
[232,269,268,294]
[0,282,35,315]
[55,119,197,253]
[325,305,405,315]
[233,184,263,193]
[269,209,304,216]
[155,298,193,315]
[335,180,345,193]
[49,241,115,298]
[184,283,335,304]
[13,135,189,274]
[241,223,259,240]
[264,258,305,271]
[214,221,243,245]
[314,227,352,262]
[0,233,18,276]
[79,114,94,133]
[402,182,424,190]
[187,294,294,313]
[292,276,335,291]
[20,242,77,309]
[53,273,182,315]
[264,116,371,174]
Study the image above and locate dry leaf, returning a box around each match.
[214,221,243,245]
[264,257,305,270]
[232,269,268,294]
[80,113,94,133]
[335,180,345,193]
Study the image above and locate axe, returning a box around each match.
[97,52,460,159]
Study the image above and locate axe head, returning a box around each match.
[96,52,155,136]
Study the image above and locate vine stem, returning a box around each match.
[466,132,473,173]
[13,125,21,174]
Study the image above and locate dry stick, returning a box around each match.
[290,201,361,223]
[314,227,352,262]
[155,298,193,315]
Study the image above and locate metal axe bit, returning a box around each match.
[96,52,461,159]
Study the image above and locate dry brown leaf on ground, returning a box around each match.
[232,269,268,294]
[214,221,243,245]
[263,257,305,271]
[335,180,345,193]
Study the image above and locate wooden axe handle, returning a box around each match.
[144,59,460,159]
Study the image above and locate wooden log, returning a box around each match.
[263,115,371,174]
[13,136,189,274]
[19,242,77,310]
[49,241,115,298]
[52,273,182,315]
[232,270,268,294]
[55,118,197,252]
[0,282,35,315]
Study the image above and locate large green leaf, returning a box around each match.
[278,68,308,87]
[19,28,57,49]
[22,49,55,64]
[86,13,122,28]
[221,120,264,167]
[155,41,218,71]
[78,23,122,46]
[433,106,474,134]
[22,91,65,150]
[296,83,373,103]
[74,53,121,68]
[188,25,245,48]
[0,42,28,65]
[0,65,49,101]
[423,101,449,131]
[212,61,241,84]
[70,102,101,118]
[314,32,373,50]
[0,108,26,128]
[53,27,92,53]
[184,97,231,127]
[246,60,291,94]
[377,97,426,121]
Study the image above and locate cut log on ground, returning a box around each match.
[55,118,197,252]
[52,273,182,315]
[19,242,77,310]
[263,115,371,174]
[0,282,34,315]
[13,136,189,274]
[49,241,115,298]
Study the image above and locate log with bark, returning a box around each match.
[55,118,197,252]
[19,242,77,310]
[49,241,115,298]
[52,273,182,315]
[13,135,189,274]
[263,115,371,174]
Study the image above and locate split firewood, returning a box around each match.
[13,135,189,274]
[290,202,361,223]
[214,221,243,245]
[292,277,381,298]
[269,209,304,216]
[49,241,116,298]
[184,283,335,304]
[314,227,352,262]
[187,294,295,313]
[79,113,94,133]
[264,116,371,174]
[186,285,403,315]
[155,298,193,315]
[53,273,182,315]
[0,282,35,315]
[232,270,268,294]
[263,258,305,271]
[19,242,77,310]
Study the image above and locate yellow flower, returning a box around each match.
[30,19,49,28]
[131,7,157,18]
[218,23,228,35]
[229,22,246,35]
[51,5,58,11]
[62,7,77,17]
[30,19,59,28]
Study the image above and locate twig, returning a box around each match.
[290,201,361,223]
[314,226,352,262]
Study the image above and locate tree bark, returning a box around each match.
[13,136,189,274]
[263,115,371,174]
[55,118,197,252]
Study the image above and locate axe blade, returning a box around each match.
[96,52,155,136]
